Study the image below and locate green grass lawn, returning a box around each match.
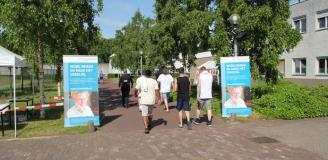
[0,77,90,139]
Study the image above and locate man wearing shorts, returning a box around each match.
[194,66,213,126]
[134,69,160,134]
[157,67,173,112]
[174,67,192,130]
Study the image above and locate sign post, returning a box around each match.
[63,55,100,127]
[220,56,252,117]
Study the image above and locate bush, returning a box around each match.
[252,80,328,120]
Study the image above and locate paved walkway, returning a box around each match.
[0,79,327,160]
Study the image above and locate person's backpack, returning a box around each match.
[121,75,131,88]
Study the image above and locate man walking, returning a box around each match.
[119,69,133,108]
[157,67,173,112]
[194,66,213,126]
[174,67,192,130]
[134,69,160,134]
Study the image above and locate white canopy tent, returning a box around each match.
[0,45,30,138]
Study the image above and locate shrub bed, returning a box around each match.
[252,80,328,120]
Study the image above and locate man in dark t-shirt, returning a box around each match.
[174,67,192,130]
[119,69,133,108]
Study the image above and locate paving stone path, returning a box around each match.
[0,79,326,160]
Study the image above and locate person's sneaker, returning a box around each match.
[193,118,200,125]
[144,128,150,134]
[207,119,212,127]
[187,121,192,130]
[147,124,152,130]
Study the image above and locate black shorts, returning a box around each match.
[176,97,190,111]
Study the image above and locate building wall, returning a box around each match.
[280,0,328,81]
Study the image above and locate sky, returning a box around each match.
[95,0,155,39]
[95,0,296,39]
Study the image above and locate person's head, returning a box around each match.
[179,67,185,74]
[163,67,169,75]
[71,91,90,108]
[200,66,206,72]
[144,69,152,77]
[123,69,127,74]
[228,87,242,103]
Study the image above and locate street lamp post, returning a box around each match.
[139,51,143,75]
[228,14,240,57]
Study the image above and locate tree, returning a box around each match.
[111,10,159,73]
[153,0,213,68]
[90,38,114,63]
[211,0,301,83]
[0,0,103,118]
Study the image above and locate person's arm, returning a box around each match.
[157,75,161,92]
[134,88,139,97]
[173,78,177,92]
[130,76,133,88]
[118,76,122,88]
[197,76,201,102]
[155,82,161,105]
[156,89,161,105]
[134,80,140,97]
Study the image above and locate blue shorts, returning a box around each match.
[176,98,190,111]
[161,92,170,100]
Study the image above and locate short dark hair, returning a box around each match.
[163,67,169,74]
[144,69,152,77]
[179,67,184,74]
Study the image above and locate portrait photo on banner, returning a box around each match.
[66,91,99,118]
[224,86,252,108]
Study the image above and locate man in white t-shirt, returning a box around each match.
[194,66,214,126]
[134,69,160,134]
[157,67,173,112]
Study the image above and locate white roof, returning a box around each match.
[195,51,212,59]
[198,60,217,69]
[0,46,30,67]
[174,60,183,69]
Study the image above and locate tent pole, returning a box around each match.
[9,67,12,90]
[13,64,17,138]
[21,67,24,93]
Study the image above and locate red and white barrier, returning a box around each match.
[16,102,64,111]
[49,96,64,100]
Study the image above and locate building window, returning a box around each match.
[318,57,328,74]
[317,10,328,30]
[293,17,306,33]
[293,58,306,75]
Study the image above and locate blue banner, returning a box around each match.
[220,56,252,117]
[63,56,100,127]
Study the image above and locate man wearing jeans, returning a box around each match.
[194,66,213,126]
[134,69,160,134]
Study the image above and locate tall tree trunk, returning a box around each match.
[37,32,46,119]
